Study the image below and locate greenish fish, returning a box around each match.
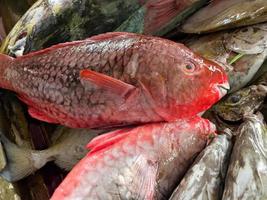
[0,177,21,200]
[0,0,146,56]
[222,113,267,200]
[214,84,267,122]
[170,129,233,200]
[116,0,209,36]
[181,0,267,33]
[0,127,105,182]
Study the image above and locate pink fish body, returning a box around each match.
[51,116,216,200]
[0,32,228,128]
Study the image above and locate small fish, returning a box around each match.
[222,113,267,200]
[170,129,233,200]
[203,109,238,133]
[116,0,209,36]
[181,0,267,33]
[0,0,146,56]
[0,127,103,182]
[214,84,267,122]
[0,32,228,128]
[51,116,216,200]
[186,23,267,92]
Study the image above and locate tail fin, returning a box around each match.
[0,54,13,90]
[0,134,52,182]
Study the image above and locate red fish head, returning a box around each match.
[140,42,229,121]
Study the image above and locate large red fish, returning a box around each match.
[51,116,216,200]
[0,32,228,128]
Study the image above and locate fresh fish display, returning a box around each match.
[170,129,233,200]
[51,116,216,200]
[0,32,228,128]
[0,127,103,182]
[222,113,267,200]
[181,0,267,33]
[214,84,267,122]
[116,0,209,36]
[0,0,146,56]
[187,23,267,92]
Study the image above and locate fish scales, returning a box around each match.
[51,116,215,199]
[0,32,228,128]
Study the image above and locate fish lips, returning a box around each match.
[216,82,230,98]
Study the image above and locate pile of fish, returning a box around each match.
[0,0,266,199]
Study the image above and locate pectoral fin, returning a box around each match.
[80,69,136,97]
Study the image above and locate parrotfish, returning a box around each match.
[0,32,228,128]
[51,116,216,200]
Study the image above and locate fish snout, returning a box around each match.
[217,82,230,98]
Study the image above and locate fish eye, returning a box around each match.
[183,62,196,74]
[229,95,241,103]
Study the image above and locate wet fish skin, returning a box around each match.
[181,0,267,33]
[186,23,267,93]
[116,0,209,36]
[222,113,267,200]
[0,127,103,182]
[170,130,233,200]
[214,84,267,122]
[0,32,228,128]
[225,23,267,55]
[51,116,216,200]
[0,0,146,56]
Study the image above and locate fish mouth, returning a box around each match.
[217,82,230,98]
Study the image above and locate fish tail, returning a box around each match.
[0,134,52,182]
[0,54,13,90]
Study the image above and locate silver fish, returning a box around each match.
[187,23,267,92]
[222,113,267,200]
[170,129,233,200]
[0,127,104,182]
[181,0,267,33]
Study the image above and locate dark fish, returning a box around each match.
[116,0,209,36]
[170,129,233,200]
[214,84,267,122]
[0,32,228,128]
[222,113,267,200]
[0,0,146,56]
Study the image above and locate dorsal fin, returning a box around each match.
[89,32,140,41]
[144,0,189,34]
[86,127,134,155]
[16,40,86,60]
[17,32,140,60]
